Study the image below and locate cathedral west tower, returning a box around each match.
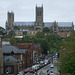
[6,12,14,33]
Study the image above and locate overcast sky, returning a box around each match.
[0,0,75,29]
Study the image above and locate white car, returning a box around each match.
[50,71,54,75]
[17,71,24,75]
[48,70,54,75]
[32,65,39,70]
[50,64,54,68]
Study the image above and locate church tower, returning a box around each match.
[35,5,43,31]
[52,21,58,33]
[6,12,14,32]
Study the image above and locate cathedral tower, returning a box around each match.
[6,12,14,32]
[52,21,58,33]
[35,5,43,31]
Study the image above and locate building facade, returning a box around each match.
[6,5,74,37]
[0,35,3,75]
[2,45,30,74]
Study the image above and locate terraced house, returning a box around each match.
[6,5,74,38]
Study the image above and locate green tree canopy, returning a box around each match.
[13,26,20,30]
[0,26,6,35]
[22,35,32,42]
[10,38,18,45]
[35,32,45,38]
[8,30,15,38]
[59,31,75,75]
[43,27,50,33]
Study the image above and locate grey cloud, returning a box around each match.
[0,0,75,28]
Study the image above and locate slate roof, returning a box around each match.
[13,22,73,27]
[3,56,21,62]
[58,22,73,27]
[44,22,73,27]
[2,45,27,54]
[44,22,53,27]
[13,22,34,26]
[4,61,15,66]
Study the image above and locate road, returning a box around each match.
[25,64,50,75]
[26,58,60,75]
[52,58,60,75]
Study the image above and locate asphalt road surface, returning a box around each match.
[25,58,60,75]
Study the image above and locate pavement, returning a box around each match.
[53,58,60,75]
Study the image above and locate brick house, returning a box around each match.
[33,43,41,64]
[17,41,34,67]
[17,41,41,64]
[2,45,28,74]
[0,35,3,75]
[57,32,72,38]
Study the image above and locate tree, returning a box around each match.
[22,35,32,42]
[13,26,20,30]
[59,31,75,75]
[35,32,45,38]
[10,38,18,45]
[8,30,15,38]
[43,27,50,33]
[40,39,48,54]
[0,26,6,35]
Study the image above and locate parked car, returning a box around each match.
[48,70,54,75]
[44,59,48,65]
[49,71,54,75]
[29,69,34,73]
[50,64,54,68]
[32,65,39,70]
[17,71,24,75]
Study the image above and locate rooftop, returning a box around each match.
[13,22,34,26]
[2,45,27,54]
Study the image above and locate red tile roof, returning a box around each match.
[57,32,71,34]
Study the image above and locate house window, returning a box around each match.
[19,64,22,68]
[30,32,31,35]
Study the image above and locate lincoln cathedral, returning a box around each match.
[6,5,74,38]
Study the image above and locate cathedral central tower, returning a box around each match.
[35,5,43,31]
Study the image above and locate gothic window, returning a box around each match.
[37,11,41,16]
[39,11,41,16]
[37,22,39,25]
